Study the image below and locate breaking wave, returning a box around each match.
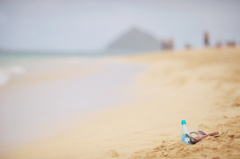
[0,65,25,86]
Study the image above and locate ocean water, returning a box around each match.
[0,52,146,151]
[0,51,149,86]
[0,55,25,86]
[0,53,83,86]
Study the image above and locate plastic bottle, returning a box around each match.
[181,120,193,145]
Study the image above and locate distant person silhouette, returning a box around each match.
[204,32,209,47]
[216,42,222,48]
[227,41,236,48]
[169,38,174,50]
[185,43,191,50]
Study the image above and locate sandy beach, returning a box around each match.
[1,48,240,159]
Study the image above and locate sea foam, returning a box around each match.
[0,65,25,86]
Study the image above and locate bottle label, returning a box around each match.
[181,134,192,145]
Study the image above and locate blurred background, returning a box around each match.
[1,0,240,52]
[0,0,240,151]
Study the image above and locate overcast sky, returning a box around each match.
[0,0,240,51]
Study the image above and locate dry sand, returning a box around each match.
[1,48,240,159]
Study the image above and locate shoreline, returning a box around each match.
[0,57,145,152]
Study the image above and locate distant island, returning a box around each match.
[107,27,161,52]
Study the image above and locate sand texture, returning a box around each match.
[1,48,240,159]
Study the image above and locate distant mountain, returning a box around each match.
[107,27,160,52]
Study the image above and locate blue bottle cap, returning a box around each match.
[181,120,186,125]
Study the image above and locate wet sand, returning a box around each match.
[0,58,145,150]
[1,48,240,159]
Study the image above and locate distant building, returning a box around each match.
[160,38,174,50]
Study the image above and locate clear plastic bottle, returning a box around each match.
[181,120,192,145]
